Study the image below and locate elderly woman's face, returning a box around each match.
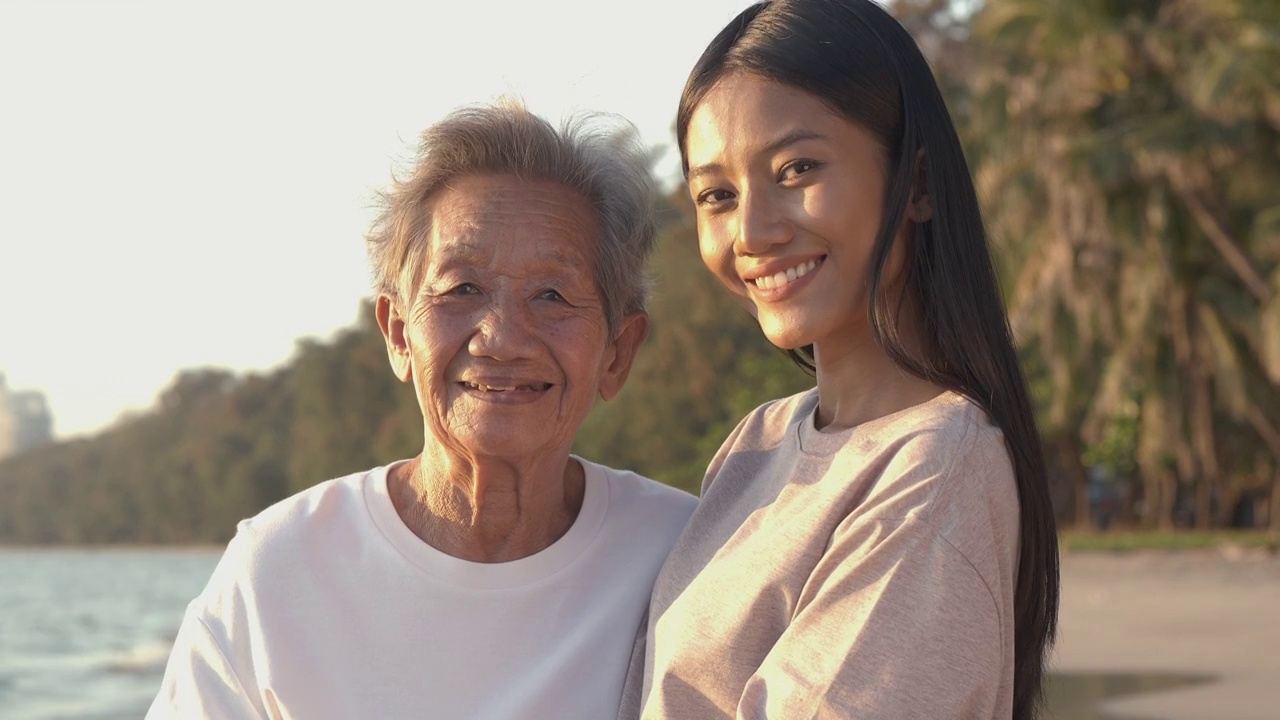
[379,174,645,460]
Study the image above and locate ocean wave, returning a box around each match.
[99,639,172,675]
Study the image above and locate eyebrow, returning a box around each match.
[686,129,827,184]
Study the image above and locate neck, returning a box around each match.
[812,302,944,431]
[389,446,585,563]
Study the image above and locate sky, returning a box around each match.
[0,0,761,438]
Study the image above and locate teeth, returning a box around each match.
[462,381,550,392]
[754,259,818,290]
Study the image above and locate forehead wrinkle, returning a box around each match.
[427,227,595,284]
[433,230,592,267]
[533,245,590,271]
[424,177,600,280]
[426,236,490,269]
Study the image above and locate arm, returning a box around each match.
[146,611,269,720]
[616,608,651,720]
[736,515,1007,720]
[147,529,270,720]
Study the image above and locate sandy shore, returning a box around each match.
[1053,549,1280,720]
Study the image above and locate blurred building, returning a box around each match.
[0,372,53,460]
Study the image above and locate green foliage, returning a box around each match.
[0,194,809,544]
[957,0,1280,528]
[0,310,425,544]
[1082,400,1140,479]
[3,1,1277,540]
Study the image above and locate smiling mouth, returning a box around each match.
[460,381,553,393]
[751,257,823,291]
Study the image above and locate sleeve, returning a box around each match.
[145,610,268,720]
[735,516,1006,720]
[615,608,650,720]
[147,527,270,720]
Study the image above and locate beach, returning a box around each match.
[1053,549,1280,719]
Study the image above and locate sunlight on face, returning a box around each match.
[685,73,897,354]
[399,175,617,459]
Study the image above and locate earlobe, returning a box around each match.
[909,194,933,223]
[598,311,650,401]
[375,294,413,383]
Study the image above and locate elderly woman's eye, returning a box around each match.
[449,283,480,296]
[538,288,567,302]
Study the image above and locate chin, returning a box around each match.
[758,316,813,351]
[451,425,551,459]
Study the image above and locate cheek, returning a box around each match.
[550,316,609,371]
[408,319,465,387]
[697,222,739,289]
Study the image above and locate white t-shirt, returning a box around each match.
[148,458,696,720]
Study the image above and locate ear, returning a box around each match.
[907,147,933,223]
[597,311,650,401]
[375,294,413,384]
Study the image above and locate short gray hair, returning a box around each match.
[365,99,657,332]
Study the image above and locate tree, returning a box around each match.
[964,0,1280,528]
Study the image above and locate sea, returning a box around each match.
[0,549,220,720]
[0,548,1201,719]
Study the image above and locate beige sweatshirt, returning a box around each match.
[630,389,1019,720]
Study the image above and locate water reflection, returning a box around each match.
[1045,671,1217,719]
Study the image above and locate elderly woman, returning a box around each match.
[148,101,697,719]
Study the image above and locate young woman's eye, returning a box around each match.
[695,187,735,207]
[779,159,820,181]
[538,288,567,302]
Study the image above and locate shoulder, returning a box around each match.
[753,388,817,426]
[737,388,817,447]
[235,466,380,550]
[200,466,388,602]
[577,458,696,563]
[855,393,1015,515]
[918,399,1020,575]
[850,393,1019,584]
[699,388,815,493]
[580,457,697,531]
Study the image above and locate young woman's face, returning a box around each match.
[685,72,903,353]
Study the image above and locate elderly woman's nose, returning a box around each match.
[467,299,538,360]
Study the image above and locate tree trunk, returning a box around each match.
[1076,478,1092,530]
[1194,479,1214,530]
[1245,403,1280,531]
[1059,434,1092,530]
[1140,470,1159,529]
[1271,474,1280,531]
[1159,471,1179,530]
[1218,483,1244,529]
[1189,321,1220,530]
[1171,179,1271,303]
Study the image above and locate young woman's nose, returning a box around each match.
[733,188,793,256]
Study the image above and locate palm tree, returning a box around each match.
[959,0,1280,528]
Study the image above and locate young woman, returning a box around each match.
[634,1,1059,718]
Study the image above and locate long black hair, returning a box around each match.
[676,1,1059,717]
